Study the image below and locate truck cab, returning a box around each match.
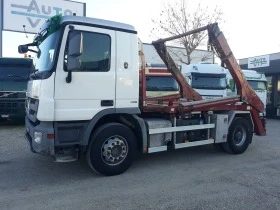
[0,58,33,120]
[227,69,267,114]
[243,70,267,108]
[143,64,179,98]
[22,15,139,156]
[181,63,227,99]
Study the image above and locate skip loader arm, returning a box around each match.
[152,38,202,101]
[152,23,266,136]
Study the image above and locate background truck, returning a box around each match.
[181,63,227,99]
[143,63,227,100]
[227,69,267,115]
[142,63,179,98]
[0,58,33,121]
[19,15,266,176]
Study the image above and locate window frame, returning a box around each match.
[64,30,112,72]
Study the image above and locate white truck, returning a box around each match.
[181,63,227,99]
[227,69,267,114]
[19,15,266,176]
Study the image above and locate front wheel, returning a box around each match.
[87,123,137,176]
[221,117,253,154]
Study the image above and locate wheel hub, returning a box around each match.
[235,131,241,140]
[234,127,246,146]
[102,136,128,165]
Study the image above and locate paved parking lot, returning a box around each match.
[0,119,280,210]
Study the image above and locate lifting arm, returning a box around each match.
[207,23,264,112]
[152,23,265,136]
[152,38,202,101]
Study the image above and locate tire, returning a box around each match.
[87,123,137,176]
[221,117,253,154]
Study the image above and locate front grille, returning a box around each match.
[0,92,26,99]
[0,101,25,115]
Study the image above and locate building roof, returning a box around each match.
[142,43,210,52]
[239,52,280,74]
[239,52,280,65]
[142,43,214,65]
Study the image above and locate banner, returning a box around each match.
[3,0,86,34]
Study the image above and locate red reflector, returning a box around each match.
[47,134,54,139]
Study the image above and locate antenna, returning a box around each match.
[23,25,28,38]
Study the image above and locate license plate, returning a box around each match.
[1,115,9,118]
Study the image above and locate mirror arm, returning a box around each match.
[66,71,72,83]
[28,49,38,53]
[26,42,38,47]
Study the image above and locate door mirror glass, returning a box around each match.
[67,31,83,71]
[18,45,28,54]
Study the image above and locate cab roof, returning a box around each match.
[61,16,137,34]
[182,63,226,74]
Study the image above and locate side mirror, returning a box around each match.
[67,31,83,72]
[18,45,28,54]
[66,31,83,83]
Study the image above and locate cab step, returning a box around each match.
[54,154,78,162]
[53,149,78,162]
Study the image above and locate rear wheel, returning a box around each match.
[222,117,253,154]
[87,123,137,176]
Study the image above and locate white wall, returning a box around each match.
[142,43,214,66]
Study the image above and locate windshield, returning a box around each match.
[33,31,60,72]
[146,76,179,91]
[191,73,227,89]
[248,80,267,91]
[0,66,31,81]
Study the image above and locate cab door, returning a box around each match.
[54,25,116,121]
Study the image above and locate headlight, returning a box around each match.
[34,132,42,143]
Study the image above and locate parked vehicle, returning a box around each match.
[181,63,227,99]
[142,64,179,98]
[0,58,33,120]
[227,69,267,115]
[19,15,266,176]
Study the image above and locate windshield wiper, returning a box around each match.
[146,86,159,91]
[193,85,210,88]
[7,74,27,80]
[160,87,177,91]
[193,85,226,89]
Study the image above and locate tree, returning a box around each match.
[151,0,223,64]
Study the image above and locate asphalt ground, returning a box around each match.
[0,119,280,210]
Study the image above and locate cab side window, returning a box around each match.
[65,31,111,72]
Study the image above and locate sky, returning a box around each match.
[2,0,280,59]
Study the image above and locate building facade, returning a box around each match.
[142,43,214,66]
[239,53,280,118]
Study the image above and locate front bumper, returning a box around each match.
[25,117,55,156]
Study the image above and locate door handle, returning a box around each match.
[101,100,114,107]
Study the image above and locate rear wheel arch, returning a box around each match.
[222,117,253,154]
[228,111,254,136]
